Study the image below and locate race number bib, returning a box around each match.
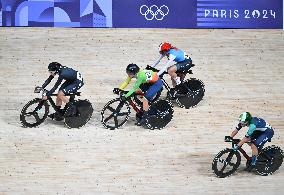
[265,122,272,129]
[145,71,153,81]
[77,72,83,81]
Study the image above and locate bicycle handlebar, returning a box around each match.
[224,136,251,145]
[224,136,240,143]
[34,86,81,97]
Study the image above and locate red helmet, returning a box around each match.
[159,42,172,52]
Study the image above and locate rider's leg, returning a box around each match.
[142,97,149,111]
[58,90,69,104]
[56,94,63,106]
[168,65,180,86]
[251,129,274,166]
[62,80,84,116]
[58,81,72,105]
[142,97,149,112]
[250,143,258,166]
[138,79,163,124]
[179,73,186,82]
[171,59,192,87]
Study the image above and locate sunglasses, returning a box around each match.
[239,120,248,126]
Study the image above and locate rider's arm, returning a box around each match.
[246,124,256,137]
[230,130,238,138]
[231,123,242,137]
[151,54,164,67]
[119,76,131,90]
[42,75,54,89]
[157,54,175,76]
[237,136,251,147]
[46,76,64,97]
[124,77,143,98]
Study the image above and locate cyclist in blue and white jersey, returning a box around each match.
[150,42,193,87]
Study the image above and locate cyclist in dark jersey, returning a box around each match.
[230,112,274,170]
[42,62,84,118]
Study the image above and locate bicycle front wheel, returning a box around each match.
[212,148,241,178]
[20,98,49,128]
[101,98,131,130]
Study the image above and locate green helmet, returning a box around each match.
[239,112,252,125]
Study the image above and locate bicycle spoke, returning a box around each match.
[117,112,129,116]
[104,113,115,123]
[106,105,116,113]
[24,112,34,116]
[115,102,125,112]
[226,151,234,162]
[32,112,40,122]
[34,101,45,111]
[228,162,237,166]
[114,116,118,127]
[220,163,228,173]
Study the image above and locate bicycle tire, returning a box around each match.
[256,145,284,176]
[212,148,241,178]
[20,98,49,128]
[101,98,131,130]
[64,99,93,128]
[144,99,174,130]
[175,78,205,109]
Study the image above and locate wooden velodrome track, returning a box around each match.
[0,28,283,194]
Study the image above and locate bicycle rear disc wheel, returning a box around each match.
[256,145,284,176]
[212,148,241,178]
[64,99,93,128]
[144,99,174,130]
[101,98,131,130]
[20,98,49,128]
[175,78,205,109]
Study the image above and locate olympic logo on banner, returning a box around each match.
[139,5,169,21]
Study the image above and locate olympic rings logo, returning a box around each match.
[139,5,169,21]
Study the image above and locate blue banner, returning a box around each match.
[112,0,197,28]
[0,0,112,27]
[196,0,283,28]
[0,0,283,28]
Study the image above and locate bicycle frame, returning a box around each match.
[161,77,172,92]
[128,92,144,113]
[227,139,251,161]
[35,92,79,113]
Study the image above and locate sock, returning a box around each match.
[175,77,181,85]
[251,155,257,166]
